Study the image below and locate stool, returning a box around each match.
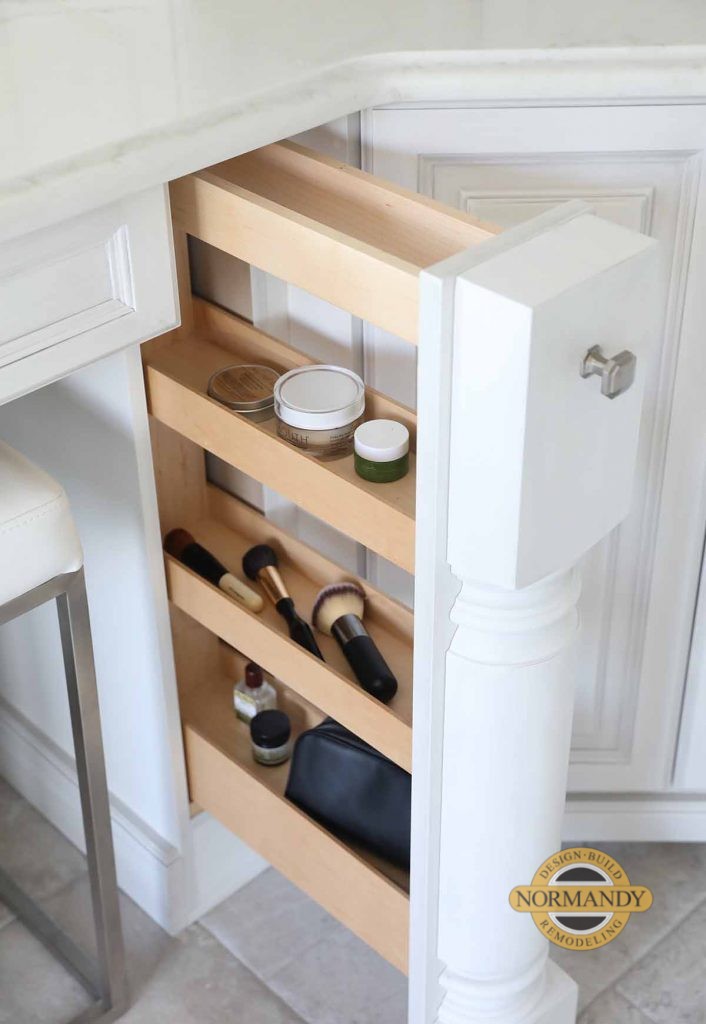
[0,441,128,1022]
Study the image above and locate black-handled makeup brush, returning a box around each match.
[164,529,263,612]
[242,544,323,660]
[312,581,397,704]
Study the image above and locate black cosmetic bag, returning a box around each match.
[285,718,411,869]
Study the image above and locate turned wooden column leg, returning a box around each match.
[436,570,580,1024]
[411,205,658,1024]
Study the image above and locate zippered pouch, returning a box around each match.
[285,718,411,869]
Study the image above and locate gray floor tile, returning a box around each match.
[579,988,652,1024]
[201,867,338,982]
[267,919,407,1024]
[551,842,706,1009]
[0,920,93,1023]
[119,923,305,1024]
[0,777,87,928]
[617,898,706,1024]
[203,866,407,1024]
[43,874,173,1000]
[1,833,704,1023]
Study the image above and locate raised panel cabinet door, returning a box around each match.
[365,103,706,794]
[0,185,178,405]
[411,204,657,1024]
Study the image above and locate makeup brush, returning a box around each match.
[164,529,263,613]
[312,581,397,704]
[242,544,323,659]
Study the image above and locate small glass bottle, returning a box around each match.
[233,662,277,723]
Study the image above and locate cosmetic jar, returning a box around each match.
[274,365,365,458]
[354,420,410,483]
[250,709,292,766]
[207,364,280,422]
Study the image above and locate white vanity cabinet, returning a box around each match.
[2,85,706,999]
[362,103,706,806]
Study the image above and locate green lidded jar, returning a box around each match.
[354,419,410,484]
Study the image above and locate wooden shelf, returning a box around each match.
[173,615,409,972]
[169,141,497,342]
[144,304,417,573]
[166,482,413,771]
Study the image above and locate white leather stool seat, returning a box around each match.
[0,440,83,608]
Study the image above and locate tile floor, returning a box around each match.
[1,778,705,1023]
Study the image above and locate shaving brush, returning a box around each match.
[164,529,263,613]
[242,544,323,659]
[312,581,397,704]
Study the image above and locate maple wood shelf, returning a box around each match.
[144,303,417,573]
[165,482,413,771]
[169,140,497,342]
[174,617,409,972]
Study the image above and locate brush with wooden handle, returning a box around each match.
[312,581,397,704]
[164,529,263,613]
[242,544,323,659]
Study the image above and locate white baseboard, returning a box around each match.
[564,793,706,842]
[183,811,267,926]
[0,697,266,934]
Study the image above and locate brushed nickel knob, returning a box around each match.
[580,345,636,399]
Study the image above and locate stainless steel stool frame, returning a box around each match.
[0,568,128,1022]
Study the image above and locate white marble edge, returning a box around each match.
[3,44,706,243]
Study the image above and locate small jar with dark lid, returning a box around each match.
[250,709,292,766]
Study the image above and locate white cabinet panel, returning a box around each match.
[0,227,133,364]
[365,104,706,792]
[0,187,178,404]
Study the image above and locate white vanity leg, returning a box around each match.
[436,569,581,1024]
[414,206,658,1024]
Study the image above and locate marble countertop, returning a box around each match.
[3,0,706,240]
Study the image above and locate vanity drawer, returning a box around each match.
[0,186,177,403]
[144,139,657,981]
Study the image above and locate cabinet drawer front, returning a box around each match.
[0,228,133,366]
[0,187,177,402]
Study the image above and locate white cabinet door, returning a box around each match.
[365,103,706,792]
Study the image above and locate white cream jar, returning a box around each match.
[274,365,365,459]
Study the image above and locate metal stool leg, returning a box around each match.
[57,568,129,1021]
